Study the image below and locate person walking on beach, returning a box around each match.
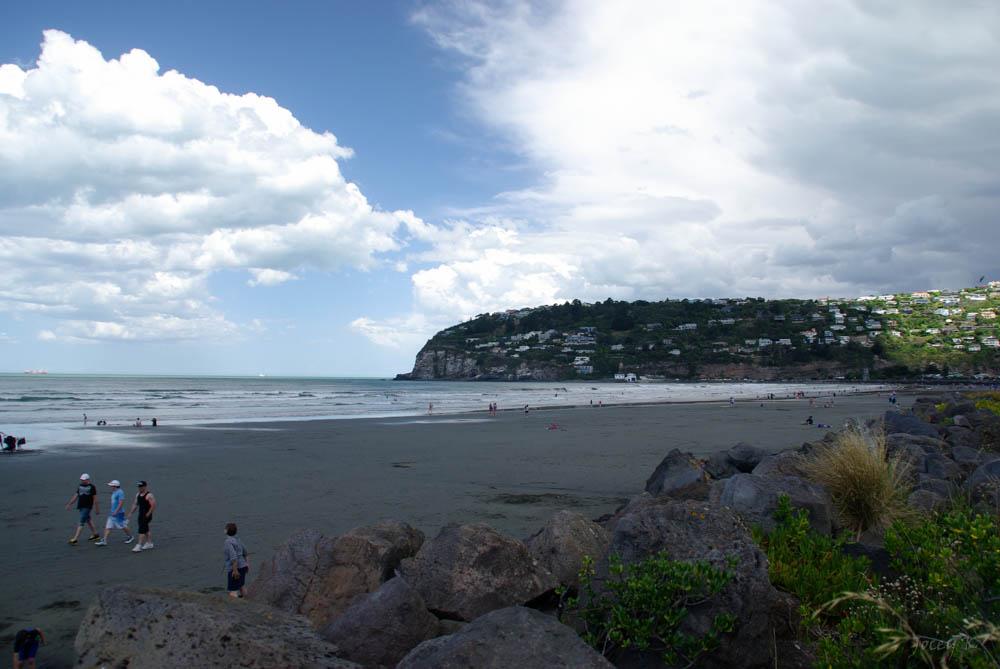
[128,481,156,552]
[65,474,100,545]
[224,523,249,598]
[95,480,133,547]
[427,403,433,415]
[12,627,44,669]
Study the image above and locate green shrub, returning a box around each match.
[561,552,736,666]
[752,495,872,618]
[816,507,1000,668]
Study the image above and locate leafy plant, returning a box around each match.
[803,425,912,539]
[561,552,736,666]
[752,495,871,618]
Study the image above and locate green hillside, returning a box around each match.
[405,284,1000,381]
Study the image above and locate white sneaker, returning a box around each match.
[123,536,135,544]
[94,539,107,546]
[141,542,154,550]
[132,543,143,553]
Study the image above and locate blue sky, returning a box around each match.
[0,2,997,375]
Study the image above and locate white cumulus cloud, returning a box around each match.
[0,30,423,342]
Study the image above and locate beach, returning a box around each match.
[1,393,902,667]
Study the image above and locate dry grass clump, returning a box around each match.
[803,426,912,540]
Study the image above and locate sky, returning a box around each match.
[0,1,998,376]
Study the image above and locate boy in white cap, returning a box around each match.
[64,474,100,545]
[95,481,134,547]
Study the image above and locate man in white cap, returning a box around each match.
[64,473,100,545]
[95,480,134,547]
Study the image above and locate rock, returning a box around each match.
[400,523,557,621]
[908,489,947,514]
[606,498,786,669]
[320,577,439,668]
[951,445,984,472]
[953,415,972,429]
[923,452,963,482]
[891,443,928,474]
[397,606,613,668]
[886,433,948,455]
[945,426,979,451]
[752,450,807,478]
[644,449,710,499]
[75,586,357,669]
[727,442,768,472]
[884,412,940,439]
[715,473,833,536]
[966,458,1000,501]
[916,474,954,498]
[525,511,611,587]
[247,520,424,628]
[944,401,977,418]
[705,451,739,479]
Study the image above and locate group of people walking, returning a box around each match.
[65,474,156,551]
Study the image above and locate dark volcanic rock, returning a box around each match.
[951,445,985,472]
[397,606,613,669]
[75,586,357,669]
[715,473,833,535]
[727,442,769,472]
[924,452,963,482]
[525,510,611,587]
[644,449,710,499]
[908,489,948,514]
[320,577,439,668]
[399,523,558,621]
[247,520,424,628]
[752,450,807,478]
[884,411,941,438]
[606,497,787,668]
[966,458,1000,502]
[705,451,739,479]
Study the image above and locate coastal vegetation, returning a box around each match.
[757,497,1000,668]
[401,283,1000,380]
[802,426,912,540]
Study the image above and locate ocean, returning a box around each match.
[0,373,877,449]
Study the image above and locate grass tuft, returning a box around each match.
[803,425,912,540]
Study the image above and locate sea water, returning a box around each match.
[0,373,879,448]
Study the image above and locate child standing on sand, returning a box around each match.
[224,523,249,598]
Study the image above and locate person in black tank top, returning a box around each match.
[128,481,157,552]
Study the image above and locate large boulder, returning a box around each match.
[399,523,557,621]
[884,412,940,439]
[726,442,769,472]
[606,498,787,668]
[75,586,357,669]
[966,458,1000,502]
[908,489,948,514]
[397,606,613,668]
[247,520,424,628]
[945,426,979,451]
[525,511,611,587]
[320,577,440,668]
[751,450,807,478]
[923,452,963,482]
[644,449,710,499]
[950,445,985,472]
[715,473,833,535]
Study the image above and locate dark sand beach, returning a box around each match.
[1,393,903,667]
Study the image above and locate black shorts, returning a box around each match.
[227,566,249,591]
[138,515,152,534]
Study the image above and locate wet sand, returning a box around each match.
[0,393,903,667]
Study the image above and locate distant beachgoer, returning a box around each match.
[427,403,433,415]
[547,422,559,430]
[729,397,735,407]
[12,627,45,669]
[598,400,603,408]
[224,523,250,598]
[95,480,133,547]
[83,414,87,425]
[135,418,142,428]
[524,404,529,414]
[804,415,814,425]
[152,417,158,427]
[65,474,100,545]
[129,481,156,552]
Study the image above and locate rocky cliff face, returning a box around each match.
[395,349,566,381]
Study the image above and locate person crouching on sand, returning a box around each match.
[128,480,156,552]
[224,523,250,598]
[65,473,100,545]
[95,480,133,547]
[12,627,45,669]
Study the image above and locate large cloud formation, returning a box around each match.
[354,0,1000,347]
[0,30,425,342]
